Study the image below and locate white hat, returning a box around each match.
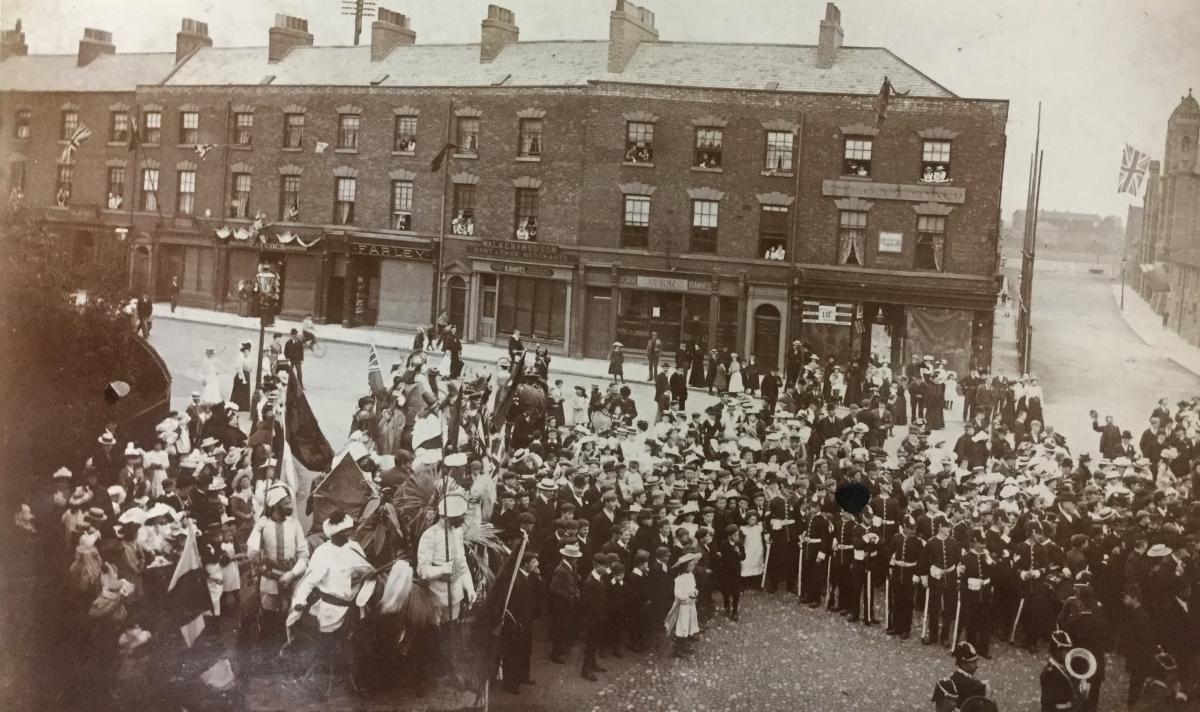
[322,512,355,538]
[144,502,175,520]
[536,478,558,492]
[1147,544,1172,558]
[52,467,72,480]
[118,626,152,655]
[118,507,147,526]
[674,552,701,568]
[444,452,469,468]
[207,477,227,492]
[108,485,127,505]
[265,485,291,508]
[971,431,989,443]
[98,432,117,446]
[440,492,469,518]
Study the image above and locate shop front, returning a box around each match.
[338,235,436,330]
[464,240,576,353]
[156,235,217,308]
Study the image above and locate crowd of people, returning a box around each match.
[8,327,1200,711]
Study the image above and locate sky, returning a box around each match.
[4,0,1197,222]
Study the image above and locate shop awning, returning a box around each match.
[1139,263,1171,292]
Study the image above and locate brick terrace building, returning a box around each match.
[0,3,1009,372]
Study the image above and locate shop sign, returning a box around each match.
[253,240,312,253]
[618,271,714,293]
[488,262,555,277]
[466,239,572,264]
[878,231,903,254]
[349,239,434,261]
[801,300,853,326]
[45,204,101,223]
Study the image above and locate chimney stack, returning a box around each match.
[816,3,843,69]
[608,0,657,74]
[268,13,312,63]
[371,8,416,61]
[1,22,28,60]
[480,5,518,63]
[78,28,115,67]
[176,18,211,64]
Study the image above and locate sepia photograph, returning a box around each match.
[0,1,1197,710]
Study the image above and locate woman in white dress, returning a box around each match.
[665,552,701,658]
[739,511,765,585]
[199,347,223,405]
[727,354,744,393]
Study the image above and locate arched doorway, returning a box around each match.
[752,303,782,369]
[130,243,152,295]
[447,276,468,337]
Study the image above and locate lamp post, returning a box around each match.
[239,261,281,390]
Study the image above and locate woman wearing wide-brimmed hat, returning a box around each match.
[664,552,701,657]
[230,340,253,412]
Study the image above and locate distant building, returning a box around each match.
[1010,209,1123,260]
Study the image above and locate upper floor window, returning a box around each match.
[391,180,413,230]
[284,113,305,149]
[142,110,162,144]
[337,114,360,149]
[764,130,794,174]
[837,210,867,266]
[14,109,30,139]
[334,177,356,224]
[1182,135,1192,153]
[451,184,476,235]
[621,195,651,249]
[106,166,125,209]
[280,175,301,221]
[393,115,417,152]
[759,205,789,260]
[230,173,251,218]
[921,140,951,182]
[694,128,722,169]
[915,215,946,271]
[514,188,538,241]
[61,110,79,141]
[843,137,873,177]
[55,165,73,206]
[625,121,654,163]
[691,199,719,253]
[233,113,254,146]
[176,170,196,215]
[110,111,130,143]
[179,111,199,145]
[518,118,543,158]
[456,117,480,153]
[10,161,27,196]
[140,168,160,212]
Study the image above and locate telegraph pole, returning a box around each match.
[341,0,377,45]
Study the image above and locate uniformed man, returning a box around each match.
[959,533,994,657]
[888,516,923,639]
[799,502,832,608]
[830,509,857,612]
[1013,521,1051,652]
[246,485,309,643]
[1040,629,1082,712]
[764,478,797,593]
[931,642,990,710]
[922,517,962,646]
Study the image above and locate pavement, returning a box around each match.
[1108,282,1200,379]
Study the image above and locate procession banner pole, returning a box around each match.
[760,541,772,589]
[1009,597,1025,643]
[866,569,873,624]
[825,550,834,607]
[951,588,962,648]
[921,586,931,641]
[884,568,891,630]
[796,541,804,598]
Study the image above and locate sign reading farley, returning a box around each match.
[348,235,435,261]
[466,239,572,264]
[618,270,716,293]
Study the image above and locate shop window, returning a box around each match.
[759,205,789,260]
[225,249,258,301]
[456,117,480,153]
[282,255,318,315]
[764,131,794,174]
[73,232,95,266]
[179,111,199,145]
[514,188,538,241]
[182,245,214,295]
[140,168,160,212]
[61,110,79,141]
[230,172,251,218]
[716,296,739,352]
[921,140,951,182]
[915,215,946,271]
[393,115,417,152]
[106,167,125,209]
[176,169,196,215]
[838,209,867,266]
[110,111,130,143]
[234,112,253,146]
[843,137,873,177]
[691,199,719,253]
[55,164,73,206]
[334,177,356,225]
[497,276,567,341]
[518,118,542,158]
[694,128,722,168]
[337,114,360,149]
[451,184,476,236]
[284,113,305,149]
[391,180,413,230]
[10,161,26,197]
[621,195,651,249]
[14,109,30,139]
[142,110,162,144]
[279,175,300,221]
[625,121,654,163]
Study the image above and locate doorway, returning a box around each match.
[584,288,612,358]
[752,303,782,369]
[447,276,468,336]
[130,244,152,295]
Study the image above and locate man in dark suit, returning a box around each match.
[498,551,539,693]
[645,332,662,381]
[284,328,305,387]
[580,554,611,680]
[508,329,525,364]
[1090,412,1123,459]
[654,362,670,403]
[588,492,620,556]
[185,391,205,443]
[669,363,688,411]
[761,366,782,415]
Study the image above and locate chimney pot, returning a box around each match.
[608,0,658,74]
[78,27,115,66]
[269,13,313,63]
[816,3,843,69]
[480,4,518,63]
[176,18,212,64]
[371,7,416,61]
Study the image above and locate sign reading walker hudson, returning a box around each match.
[465,239,574,264]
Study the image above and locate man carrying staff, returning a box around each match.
[247,484,309,645]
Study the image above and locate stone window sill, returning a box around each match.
[281,147,303,152]
[623,161,655,168]
[453,153,479,160]
[335,148,358,154]
[691,166,722,173]
[839,175,873,182]
[516,155,541,162]
[391,151,416,157]
[760,170,794,178]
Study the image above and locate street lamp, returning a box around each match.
[238,261,281,390]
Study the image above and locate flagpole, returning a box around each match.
[433,98,454,325]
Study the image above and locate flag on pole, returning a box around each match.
[429,141,459,172]
[59,124,92,164]
[127,119,141,153]
[1118,144,1151,196]
[368,343,386,398]
[168,524,211,647]
[315,141,329,154]
[285,376,334,471]
[194,143,217,160]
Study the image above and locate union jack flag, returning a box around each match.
[1118,144,1151,196]
[59,124,92,164]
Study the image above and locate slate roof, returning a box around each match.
[0,52,177,92]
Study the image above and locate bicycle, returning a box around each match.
[301,328,326,358]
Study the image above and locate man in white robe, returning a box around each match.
[417,491,476,622]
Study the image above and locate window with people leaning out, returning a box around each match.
[759,204,788,260]
[391,180,413,231]
[921,139,951,182]
[625,121,654,164]
[393,115,417,153]
[693,128,722,169]
[843,136,873,177]
[514,188,538,241]
[451,184,476,236]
